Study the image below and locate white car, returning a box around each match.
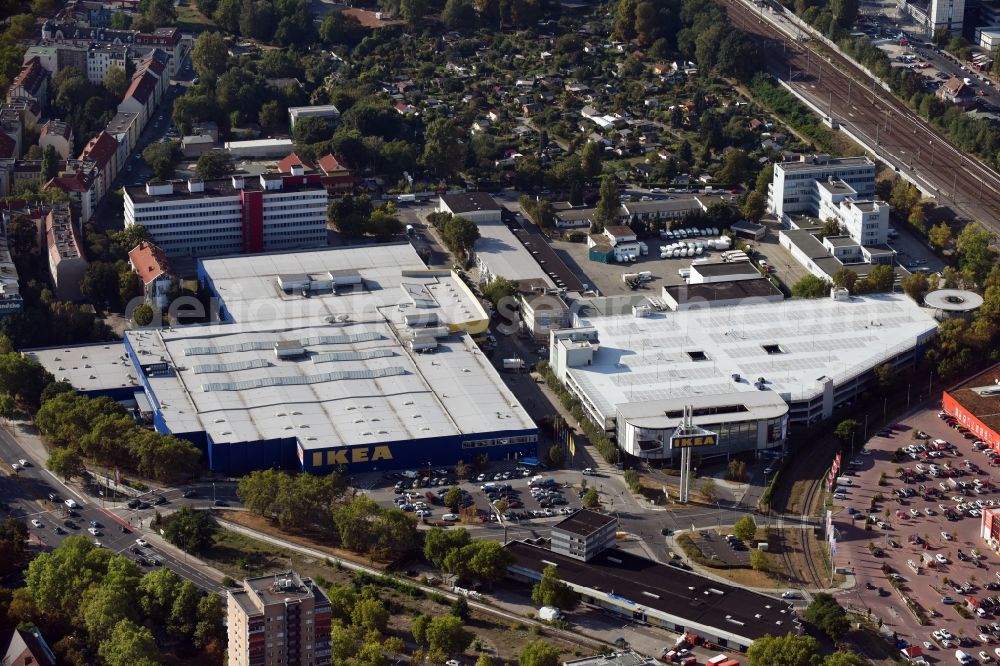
[415,509,431,517]
[942,531,954,541]
[983,651,994,662]
[941,629,954,640]
[925,507,935,515]
[88,527,100,536]
[17,458,28,467]
[135,538,149,548]
[10,462,20,471]
[994,647,1000,658]
[442,513,459,522]
[936,554,949,564]
[910,508,920,517]
[781,591,800,599]
[30,519,42,528]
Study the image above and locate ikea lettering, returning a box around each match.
[671,434,717,448]
[325,446,394,466]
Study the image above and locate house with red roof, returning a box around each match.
[78,130,119,199]
[118,71,159,130]
[128,240,173,308]
[0,627,56,666]
[317,153,354,193]
[7,58,49,108]
[42,162,97,223]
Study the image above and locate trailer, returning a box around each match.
[502,358,526,372]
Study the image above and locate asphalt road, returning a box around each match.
[0,425,231,592]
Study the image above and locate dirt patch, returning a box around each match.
[342,7,404,27]
[216,510,390,570]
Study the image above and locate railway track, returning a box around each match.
[724,0,1000,230]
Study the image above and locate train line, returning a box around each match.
[724,0,1000,230]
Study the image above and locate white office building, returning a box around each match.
[123,173,328,258]
[815,178,890,246]
[768,154,877,219]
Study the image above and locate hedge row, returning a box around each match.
[537,362,619,465]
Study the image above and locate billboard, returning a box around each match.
[670,427,718,449]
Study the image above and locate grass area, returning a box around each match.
[200,527,342,581]
[176,0,217,31]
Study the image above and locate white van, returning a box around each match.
[64,499,78,509]
[835,476,853,487]
[956,649,973,664]
[401,470,419,479]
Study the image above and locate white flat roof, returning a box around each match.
[114,244,530,449]
[127,318,533,449]
[474,219,556,288]
[568,294,938,420]
[24,342,140,392]
[201,244,488,328]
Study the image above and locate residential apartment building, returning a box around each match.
[8,58,49,108]
[86,43,126,85]
[767,154,876,219]
[45,203,87,301]
[124,173,329,258]
[227,572,332,666]
[39,119,74,159]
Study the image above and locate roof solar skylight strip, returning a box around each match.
[201,366,406,391]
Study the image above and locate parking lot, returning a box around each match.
[357,461,597,526]
[833,407,1000,663]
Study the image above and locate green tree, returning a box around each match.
[928,222,952,250]
[957,222,996,285]
[716,150,752,188]
[81,261,120,307]
[818,218,842,239]
[476,653,494,666]
[593,176,619,232]
[0,518,28,577]
[835,419,860,445]
[142,142,179,180]
[162,506,216,553]
[908,203,926,234]
[481,276,517,308]
[422,119,468,178]
[791,275,831,298]
[519,640,561,666]
[423,527,471,568]
[700,477,717,503]
[547,443,565,468]
[749,548,768,571]
[103,66,128,98]
[132,303,155,327]
[7,215,37,258]
[195,150,235,180]
[328,194,374,237]
[831,267,857,293]
[822,653,868,666]
[333,495,380,552]
[367,207,403,241]
[579,141,603,180]
[441,215,481,263]
[293,116,335,145]
[901,271,929,303]
[98,619,160,666]
[443,540,513,583]
[741,191,766,223]
[351,597,389,633]
[531,565,580,610]
[804,592,849,639]
[443,486,464,511]
[583,487,599,508]
[194,593,225,650]
[46,447,84,481]
[40,145,60,181]
[411,613,430,644]
[865,264,895,292]
[258,100,284,131]
[733,515,757,543]
[119,268,144,306]
[167,580,201,640]
[370,508,417,559]
[426,614,472,654]
[747,632,819,666]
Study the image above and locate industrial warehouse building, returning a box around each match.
[942,362,1000,451]
[506,511,800,651]
[547,292,938,463]
[26,244,538,475]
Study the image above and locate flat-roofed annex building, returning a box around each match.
[550,509,617,561]
[548,292,938,462]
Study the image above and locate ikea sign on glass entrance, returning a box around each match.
[669,430,718,449]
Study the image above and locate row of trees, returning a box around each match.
[37,390,202,483]
[238,470,419,560]
[237,469,348,529]
[791,263,896,299]
[2,537,225,665]
[427,212,482,264]
[423,527,514,585]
